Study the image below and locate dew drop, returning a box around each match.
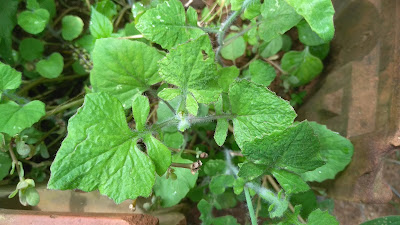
[318,171,322,174]
[156,15,161,19]
[116,84,122,90]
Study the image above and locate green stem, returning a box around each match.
[44,98,84,118]
[245,187,258,225]
[148,88,176,115]
[215,0,257,64]
[188,114,234,124]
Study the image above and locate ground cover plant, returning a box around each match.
[0,0,356,224]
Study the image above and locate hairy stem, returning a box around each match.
[215,0,257,63]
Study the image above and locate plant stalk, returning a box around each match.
[244,187,258,225]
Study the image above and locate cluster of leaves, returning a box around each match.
[0,0,356,224]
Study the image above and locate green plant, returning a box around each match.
[0,0,354,223]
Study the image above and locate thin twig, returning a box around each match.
[184,0,193,7]
[240,54,260,70]
[114,5,131,31]
[171,162,192,169]
[118,34,144,39]
[263,58,287,75]
[44,98,84,118]
[20,160,53,168]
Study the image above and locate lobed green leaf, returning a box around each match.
[0,101,45,136]
[229,80,296,148]
[90,38,164,109]
[136,0,204,49]
[48,92,156,203]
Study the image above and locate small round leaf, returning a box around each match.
[61,15,84,41]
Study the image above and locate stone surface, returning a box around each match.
[0,209,159,225]
[297,0,400,224]
[0,185,185,225]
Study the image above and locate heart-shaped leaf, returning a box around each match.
[17,9,49,34]
[36,53,64,78]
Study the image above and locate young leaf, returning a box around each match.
[61,15,84,41]
[198,199,213,225]
[278,205,302,225]
[259,35,283,58]
[281,48,323,87]
[281,34,293,52]
[242,122,324,173]
[186,7,198,26]
[143,134,171,176]
[307,209,339,225]
[249,60,276,86]
[285,0,335,41]
[48,93,156,204]
[217,66,239,93]
[209,174,235,195]
[0,151,12,180]
[214,119,229,146]
[290,190,318,219]
[19,38,44,61]
[136,0,204,49]
[38,0,56,18]
[154,154,198,207]
[0,101,45,136]
[163,132,184,148]
[0,62,22,97]
[95,0,118,19]
[89,7,113,39]
[186,94,199,116]
[156,97,181,132]
[221,33,246,61]
[309,43,330,60]
[271,169,309,194]
[204,159,226,176]
[297,20,326,46]
[301,122,354,182]
[90,38,164,108]
[36,52,64,78]
[159,35,220,104]
[238,162,266,181]
[131,94,150,131]
[229,80,296,148]
[158,88,182,100]
[243,1,261,20]
[258,0,302,42]
[17,9,49,34]
[27,0,40,10]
